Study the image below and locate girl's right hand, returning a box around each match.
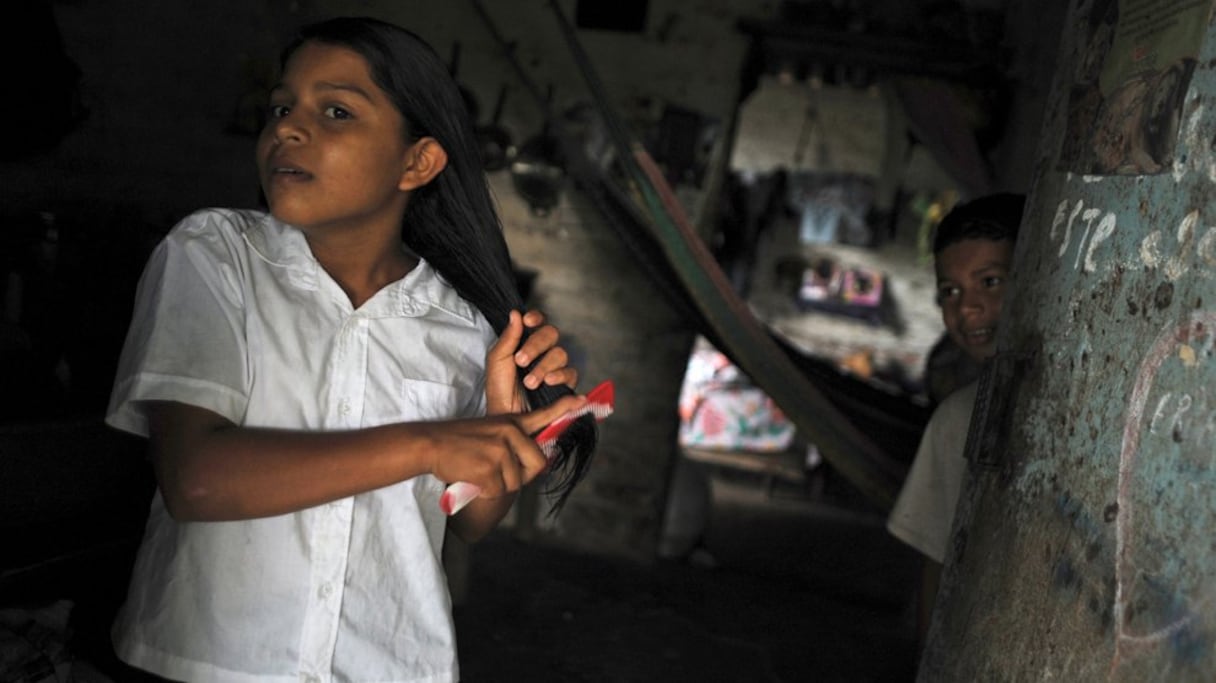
[425,393,586,498]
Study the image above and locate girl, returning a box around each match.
[106,16,596,683]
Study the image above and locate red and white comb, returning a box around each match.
[440,380,614,516]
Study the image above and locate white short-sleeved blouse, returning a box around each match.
[107,208,495,683]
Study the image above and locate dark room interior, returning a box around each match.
[7,0,1216,681]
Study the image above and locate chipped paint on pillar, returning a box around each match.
[920,5,1216,682]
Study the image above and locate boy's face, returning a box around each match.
[935,237,1015,363]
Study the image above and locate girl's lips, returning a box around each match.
[265,154,312,178]
[267,166,314,182]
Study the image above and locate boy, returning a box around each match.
[887,192,1025,648]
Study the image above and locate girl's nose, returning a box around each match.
[269,113,306,143]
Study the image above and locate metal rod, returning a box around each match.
[467,0,553,118]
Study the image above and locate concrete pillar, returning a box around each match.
[923,2,1216,679]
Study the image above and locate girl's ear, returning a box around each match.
[399,137,449,191]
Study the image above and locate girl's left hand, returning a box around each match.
[486,310,578,415]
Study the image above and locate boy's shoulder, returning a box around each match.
[929,380,980,433]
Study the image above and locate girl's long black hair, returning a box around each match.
[284,16,596,513]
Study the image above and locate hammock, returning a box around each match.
[475,0,931,508]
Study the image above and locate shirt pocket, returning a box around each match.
[399,378,466,421]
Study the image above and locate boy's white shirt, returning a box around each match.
[107,208,494,683]
[887,381,979,565]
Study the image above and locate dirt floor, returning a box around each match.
[454,469,922,683]
[21,461,920,683]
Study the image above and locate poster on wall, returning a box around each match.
[1058,0,1213,175]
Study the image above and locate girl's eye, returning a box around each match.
[935,285,960,304]
[324,105,353,120]
[983,275,1005,289]
[268,104,290,119]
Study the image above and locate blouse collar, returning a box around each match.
[239,211,478,323]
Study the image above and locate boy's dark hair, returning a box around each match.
[281,17,595,511]
[932,192,1026,254]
